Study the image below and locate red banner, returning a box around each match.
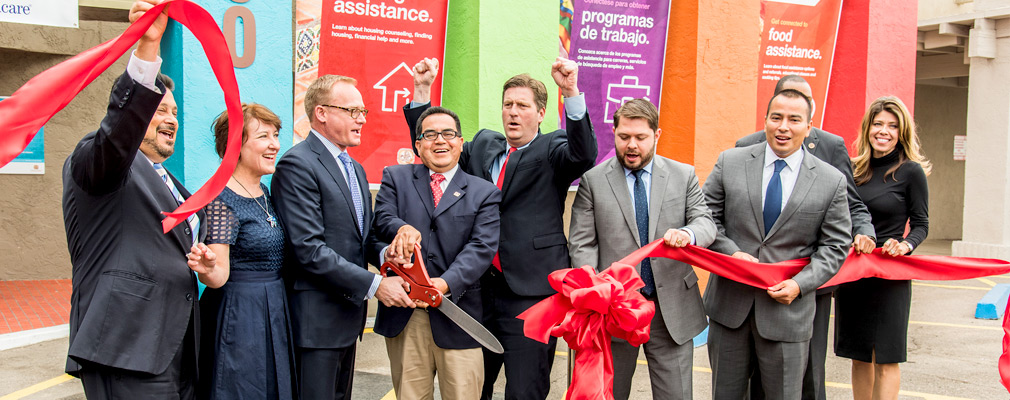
[0,0,242,233]
[317,0,449,183]
[755,0,843,129]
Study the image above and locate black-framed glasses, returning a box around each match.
[419,129,462,141]
[320,104,369,119]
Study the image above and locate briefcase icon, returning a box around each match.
[605,76,652,123]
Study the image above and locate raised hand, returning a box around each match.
[551,57,580,98]
[412,58,439,104]
[129,0,169,61]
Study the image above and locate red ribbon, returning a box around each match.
[617,240,1010,394]
[518,264,655,400]
[0,0,241,233]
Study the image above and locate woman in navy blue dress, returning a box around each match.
[194,104,295,399]
[834,96,930,400]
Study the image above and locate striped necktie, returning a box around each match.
[153,163,199,244]
[337,152,365,236]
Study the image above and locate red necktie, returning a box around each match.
[431,173,445,207]
[492,147,518,271]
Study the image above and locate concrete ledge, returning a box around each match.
[976,284,1010,319]
[0,324,69,351]
[952,240,1010,260]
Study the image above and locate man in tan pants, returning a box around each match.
[372,106,502,399]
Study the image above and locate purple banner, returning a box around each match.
[561,0,672,164]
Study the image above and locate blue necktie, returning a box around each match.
[337,152,364,236]
[152,163,199,244]
[763,160,787,236]
[633,169,655,297]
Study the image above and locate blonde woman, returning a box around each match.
[834,96,930,400]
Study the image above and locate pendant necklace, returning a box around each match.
[233,176,278,228]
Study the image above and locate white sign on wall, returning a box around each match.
[954,135,967,161]
[0,1,78,29]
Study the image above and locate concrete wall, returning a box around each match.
[0,20,130,280]
[914,84,966,240]
[918,0,973,21]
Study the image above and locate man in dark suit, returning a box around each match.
[569,99,716,400]
[61,1,215,397]
[271,74,413,400]
[406,57,597,399]
[703,89,851,399]
[737,75,875,400]
[372,106,501,399]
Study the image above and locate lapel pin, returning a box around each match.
[453,191,460,197]
[808,142,816,149]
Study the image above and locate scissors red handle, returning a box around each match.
[379,243,443,307]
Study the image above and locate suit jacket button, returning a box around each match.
[428,254,435,260]
[184,227,192,235]
[186,293,193,301]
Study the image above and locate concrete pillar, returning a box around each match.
[952,17,1010,259]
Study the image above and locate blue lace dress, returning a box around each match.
[197,185,295,399]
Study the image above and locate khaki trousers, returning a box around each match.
[385,309,484,400]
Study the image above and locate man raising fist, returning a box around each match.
[405,58,597,399]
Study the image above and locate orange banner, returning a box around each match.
[755,0,843,129]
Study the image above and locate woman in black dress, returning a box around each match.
[834,96,930,400]
[191,104,295,399]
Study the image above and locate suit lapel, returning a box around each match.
[411,165,436,219]
[746,146,766,236]
[648,159,668,241]
[766,149,816,238]
[308,134,361,237]
[605,160,640,245]
[500,142,527,195]
[434,172,466,218]
[805,129,821,158]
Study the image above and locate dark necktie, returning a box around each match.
[337,152,364,236]
[633,169,655,297]
[492,146,518,272]
[763,159,787,235]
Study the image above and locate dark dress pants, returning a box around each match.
[480,270,558,400]
[297,345,356,400]
[748,291,831,400]
[79,318,197,399]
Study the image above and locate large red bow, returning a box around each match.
[518,264,655,400]
[0,0,241,233]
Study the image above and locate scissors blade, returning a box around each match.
[434,299,504,354]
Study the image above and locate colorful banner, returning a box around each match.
[303,0,449,183]
[0,0,77,28]
[561,0,672,164]
[0,97,44,174]
[755,0,843,128]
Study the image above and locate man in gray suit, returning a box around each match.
[737,75,875,400]
[703,89,851,399]
[569,99,716,399]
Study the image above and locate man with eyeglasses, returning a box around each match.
[272,74,414,400]
[405,57,597,399]
[372,105,501,399]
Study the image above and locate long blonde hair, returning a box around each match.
[851,96,931,185]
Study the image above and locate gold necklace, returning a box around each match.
[232,176,278,228]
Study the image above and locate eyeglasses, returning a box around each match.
[320,104,369,119]
[418,129,462,141]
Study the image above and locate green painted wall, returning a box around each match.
[440,0,559,138]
